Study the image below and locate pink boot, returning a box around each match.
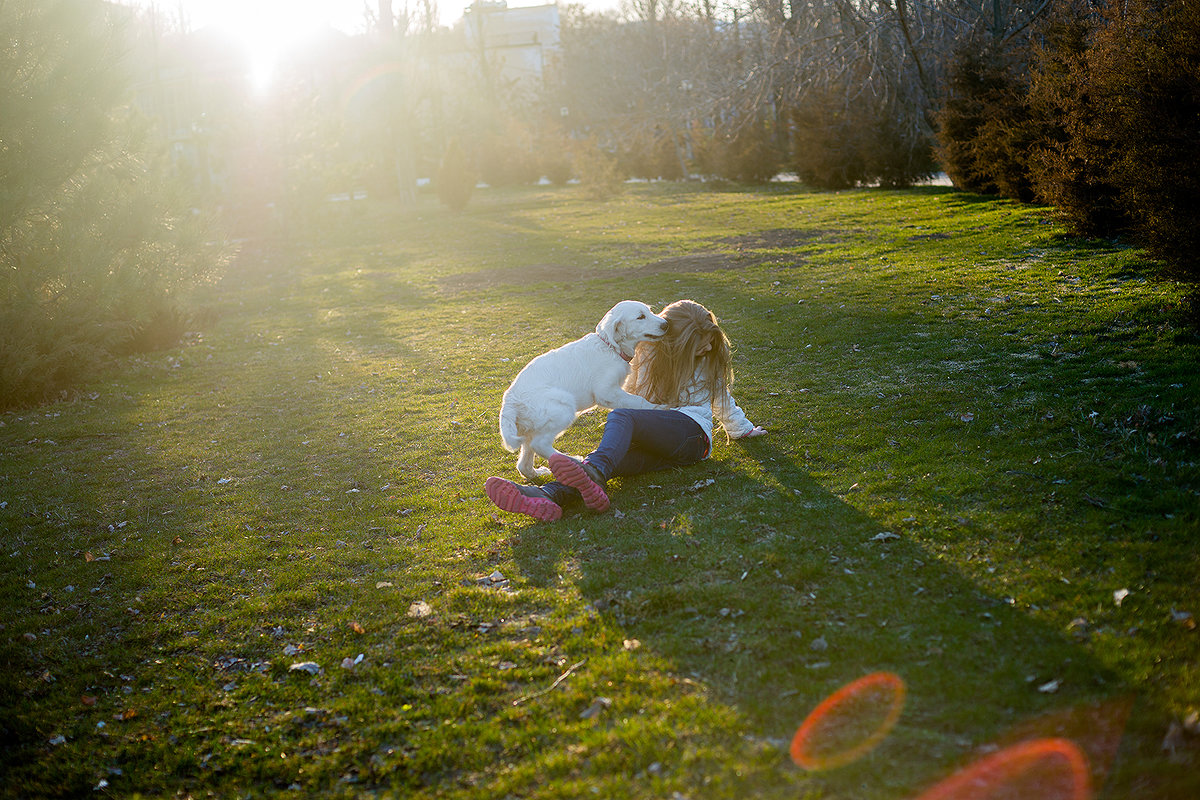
[485,477,562,522]
[548,454,610,512]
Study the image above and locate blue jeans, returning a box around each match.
[541,409,710,507]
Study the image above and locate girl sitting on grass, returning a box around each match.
[485,299,767,521]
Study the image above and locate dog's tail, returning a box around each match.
[498,397,522,453]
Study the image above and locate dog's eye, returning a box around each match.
[637,313,645,319]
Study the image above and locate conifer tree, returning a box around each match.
[435,138,474,211]
[0,0,224,408]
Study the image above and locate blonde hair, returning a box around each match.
[626,300,733,410]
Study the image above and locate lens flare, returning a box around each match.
[913,737,1091,800]
[790,671,907,770]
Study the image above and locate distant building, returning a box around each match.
[455,2,562,99]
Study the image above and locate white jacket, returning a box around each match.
[673,373,756,452]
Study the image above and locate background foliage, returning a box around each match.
[934,0,1200,289]
[0,0,226,409]
[3,0,1199,407]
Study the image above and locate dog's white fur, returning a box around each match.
[499,300,667,480]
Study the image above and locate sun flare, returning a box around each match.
[211,3,325,91]
[128,0,366,91]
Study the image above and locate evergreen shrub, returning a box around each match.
[538,132,575,185]
[792,92,934,190]
[1086,0,1200,280]
[476,122,540,187]
[697,117,781,184]
[573,138,625,199]
[790,96,868,190]
[436,138,474,211]
[1026,0,1130,237]
[936,37,1039,201]
[0,0,226,409]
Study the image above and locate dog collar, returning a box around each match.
[596,331,632,362]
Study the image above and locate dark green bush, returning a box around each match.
[1024,0,1200,284]
[792,90,934,190]
[435,138,474,211]
[1026,0,1131,237]
[867,114,940,190]
[1086,0,1200,280]
[537,131,575,185]
[573,137,624,200]
[933,0,1200,294]
[697,117,781,184]
[936,36,1039,201]
[0,0,226,409]
[790,94,868,190]
[475,122,540,187]
[616,125,686,181]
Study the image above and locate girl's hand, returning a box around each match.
[741,426,767,438]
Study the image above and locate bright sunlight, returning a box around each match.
[122,0,616,91]
[123,0,368,91]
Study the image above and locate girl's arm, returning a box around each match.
[715,389,764,438]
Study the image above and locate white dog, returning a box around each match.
[499,300,668,480]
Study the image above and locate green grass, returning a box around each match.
[2,183,1197,799]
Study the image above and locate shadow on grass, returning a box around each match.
[510,434,1140,796]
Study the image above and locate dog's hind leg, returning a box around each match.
[525,432,565,479]
[516,443,551,481]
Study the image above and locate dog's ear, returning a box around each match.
[597,305,619,340]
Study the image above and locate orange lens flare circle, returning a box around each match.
[790,671,907,771]
[914,737,1091,800]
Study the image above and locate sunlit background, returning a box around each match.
[119,0,619,91]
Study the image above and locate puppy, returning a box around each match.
[499,300,667,480]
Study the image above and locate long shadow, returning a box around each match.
[0,238,454,796]
[464,207,1194,791]
[6,202,1192,797]
[511,427,1137,797]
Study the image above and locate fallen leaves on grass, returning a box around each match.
[289,662,321,675]
[512,659,586,706]
[407,601,432,618]
[1162,712,1200,760]
[463,570,512,592]
[580,697,612,719]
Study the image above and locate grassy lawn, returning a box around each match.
[2,182,1197,799]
